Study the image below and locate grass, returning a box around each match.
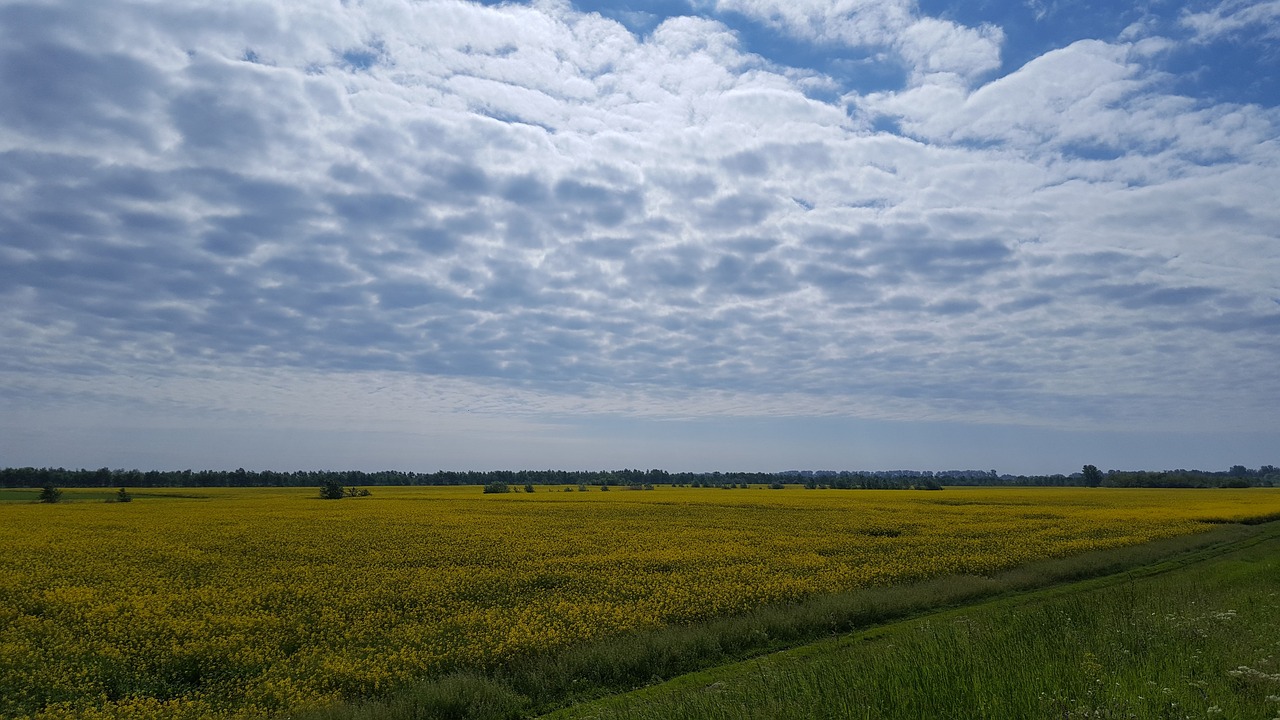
[545,521,1280,720]
[0,487,209,502]
[296,522,1272,720]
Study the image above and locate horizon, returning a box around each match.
[2,0,1277,475]
[4,462,1273,480]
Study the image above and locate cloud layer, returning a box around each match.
[1,0,1277,469]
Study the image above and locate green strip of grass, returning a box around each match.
[0,488,39,501]
[295,524,1270,720]
[545,521,1280,720]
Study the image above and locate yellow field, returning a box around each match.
[2,485,1278,719]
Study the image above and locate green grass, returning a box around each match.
[0,488,40,501]
[546,522,1280,720]
[0,487,207,502]
[295,524,1273,720]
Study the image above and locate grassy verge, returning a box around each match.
[545,521,1280,720]
[0,487,211,502]
[294,523,1269,720]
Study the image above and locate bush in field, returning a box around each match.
[524,483,535,493]
[483,482,510,494]
[769,482,785,489]
[38,485,62,503]
[319,480,346,500]
[115,487,133,503]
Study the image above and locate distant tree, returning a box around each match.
[319,479,346,500]
[38,484,62,503]
[1082,465,1103,488]
[115,487,132,503]
[483,482,509,494]
[1229,465,1250,478]
[523,483,535,493]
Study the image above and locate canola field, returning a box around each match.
[2,485,1279,720]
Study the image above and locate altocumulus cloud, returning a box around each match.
[0,0,1277,471]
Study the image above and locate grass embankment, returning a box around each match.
[298,522,1275,720]
[546,522,1280,720]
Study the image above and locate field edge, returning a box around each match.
[540,519,1280,719]
[298,522,1269,720]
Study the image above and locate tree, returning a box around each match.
[38,484,62,503]
[1082,465,1103,488]
[319,479,346,500]
[115,487,132,503]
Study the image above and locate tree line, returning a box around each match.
[2,465,1274,489]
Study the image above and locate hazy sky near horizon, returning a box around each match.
[1,0,1277,475]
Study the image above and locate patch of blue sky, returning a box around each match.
[340,41,385,71]
[1059,141,1127,161]
[705,9,910,96]
[1163,37,1280,108]
[571,0,696,35]
[473,1,1278,107]
[468,0,696,35]
[504,0,908,97]
[918,0,1147,72]
[918,0,1279,107]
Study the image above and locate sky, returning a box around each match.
[1,0,1277,475]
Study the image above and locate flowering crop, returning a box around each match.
[2,486,1277,719]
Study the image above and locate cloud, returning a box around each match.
[711,0,1002,82]
[1181,0,1280,41]
[0,0,1277,461]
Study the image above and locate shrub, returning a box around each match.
[319,480,346,500]
[483,482,510,494]
[38,485,62,504]
[115,487,133,503]
[769,482,785,490]
[523,483,535,493]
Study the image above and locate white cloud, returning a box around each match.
[712,0,1002,83]
[1182,0,1280,41]
[0,0,1278,468]
[713,0,915,47]
[897,17,1004,81]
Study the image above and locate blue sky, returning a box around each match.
[1,0,1277,475]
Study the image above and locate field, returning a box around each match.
[552,520,1280,720]
[2,486,1279,719]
